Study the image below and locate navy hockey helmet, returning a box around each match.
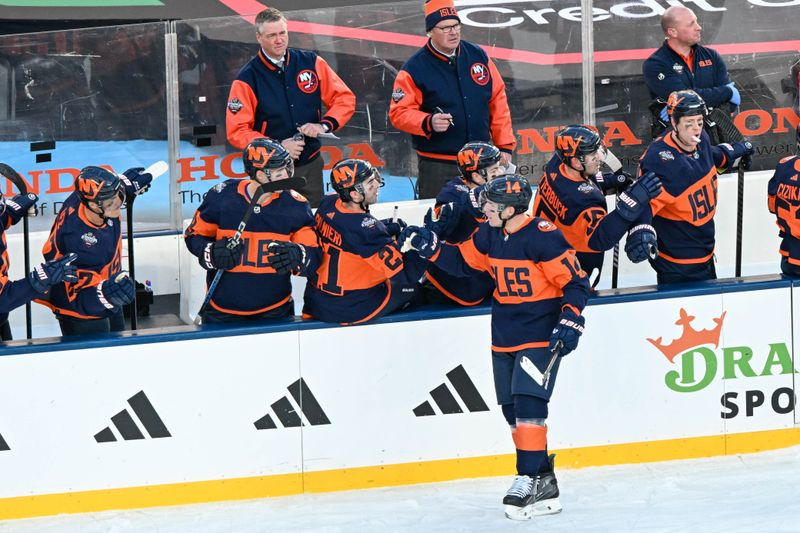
[667,89,708,122]
[242,138,294,181]
[555,125,603,164]
[480,174,532,216]
[457,141,501,182]
[75,166,123,205]
[330,158,383,202]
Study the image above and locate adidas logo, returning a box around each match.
[94,390,172,443]
[413,365,490,416]
[254,378,330,430]
[0,432,9,451]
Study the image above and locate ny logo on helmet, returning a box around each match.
[457,147,484,171]
[77,178,101,200]
[331,165,357,188]
[247,146,276,169]
[556,134,583,157]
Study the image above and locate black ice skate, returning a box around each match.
[503,454,562,520]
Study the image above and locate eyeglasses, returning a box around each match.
[434,23,461,34]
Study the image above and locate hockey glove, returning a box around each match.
[548,308,585,357]
[380,217,408,238]
[616,171,662,222]
[28,253,78,293]
[121,167,153,197]
[597,170,633,195]
[731,141,754,171]
[202,238,243,271]
[625,224,658,263]
[5,193,38,222]
[397,226,440,259]
[423,202,459,239]
[267,241,309,275]
[97,271,135,308]
[726,82,741,106]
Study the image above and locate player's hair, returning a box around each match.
[256,8,286,31]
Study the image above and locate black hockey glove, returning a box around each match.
[733,141,754,171]
[4,193,38,223]
[625,224,658,263]
[548,308,585,357]
[97,271,135,308]
[423,202,459,239]
[121,167,153,197]
[267,241,310,275]
[398,226,440,259]
[380,217,408,238]
[202,238,243,271]
[28,253,78,293]
[597,170,633,195]
[616,171,662,222]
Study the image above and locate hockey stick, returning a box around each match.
[542,340,563,390]
[708,107,747,277]
[603,150,624,289]
[0,163,33,338]
[193,176,306,325]
[121,161,169,330]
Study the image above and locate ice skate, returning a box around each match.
[503,455,562,520]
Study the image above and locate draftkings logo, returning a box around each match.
[646,308,797,418]
[413,365,490,416]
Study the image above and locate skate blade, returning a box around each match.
[504,497,562,520]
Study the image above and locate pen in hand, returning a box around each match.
[435,106,455,126]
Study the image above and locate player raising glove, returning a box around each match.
[616,171,662,222]
[28,253,79,293]
[380,217,408,238]
[97,271,135,309]
[267,241,311,275]
[548,308,585,357]
[397,226,440,259]
[202,238,243,271]
[423,201,459,239]
[625,224,658,263]
[120,167,153,197]
[3,193,39,223]
[719,141,754,171]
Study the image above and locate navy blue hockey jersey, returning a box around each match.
[767,155,800,266]
[0,207,39,315]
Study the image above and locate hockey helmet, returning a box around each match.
[667,90,707,122]
[480,174,532,216]
[330,158,383,202]
[555,125,603,164]
[74,166,123,205]
[457,141,502,182]
[242,138,294,181]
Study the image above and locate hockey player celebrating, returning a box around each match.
[767,124,800,276]
[185,138,318,323]
[399,175,591,520]
[40,165,152,335]
[532,124,663,285]
[287,158,427,325]
[0,192,78,340]
[422,140,503,305]
[639,90,754,284]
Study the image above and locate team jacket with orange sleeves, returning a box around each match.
[303,194,427,325]
[38,193,123,320]
[767,154,800,266]
[532,154,638,280]
[639,128,736,266]
[184,179,320,316]
[226,48,356,165]
[429,216,590,352]
[426,177,494,305]
[388,39,515,161]
[0,204,39,315]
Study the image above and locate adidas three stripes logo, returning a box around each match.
[95,391,172,443]
[254,378,330,430]
[0,432,9,451]
[414,365,490,416]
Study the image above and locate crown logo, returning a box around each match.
[647,308,726,362]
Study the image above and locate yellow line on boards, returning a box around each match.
[2,427,798,521]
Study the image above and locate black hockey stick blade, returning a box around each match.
[707,107,744,144]
[261,176,307,193]
[0,163,28,194]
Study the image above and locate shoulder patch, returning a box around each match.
[81,232,98,247]
[455,183,469,193]
[657,72,665,80]
[659,150,675,162]
[470,62,490,86]
[577,182,595,194]
[361,217,377,229]
[289,189,308,202]
[212,182,227,193]
[391,88,405,103]
[227,98,243,114]
[778,155,796,165]
[538,219,556,232]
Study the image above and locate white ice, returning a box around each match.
[3,446,799,533]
